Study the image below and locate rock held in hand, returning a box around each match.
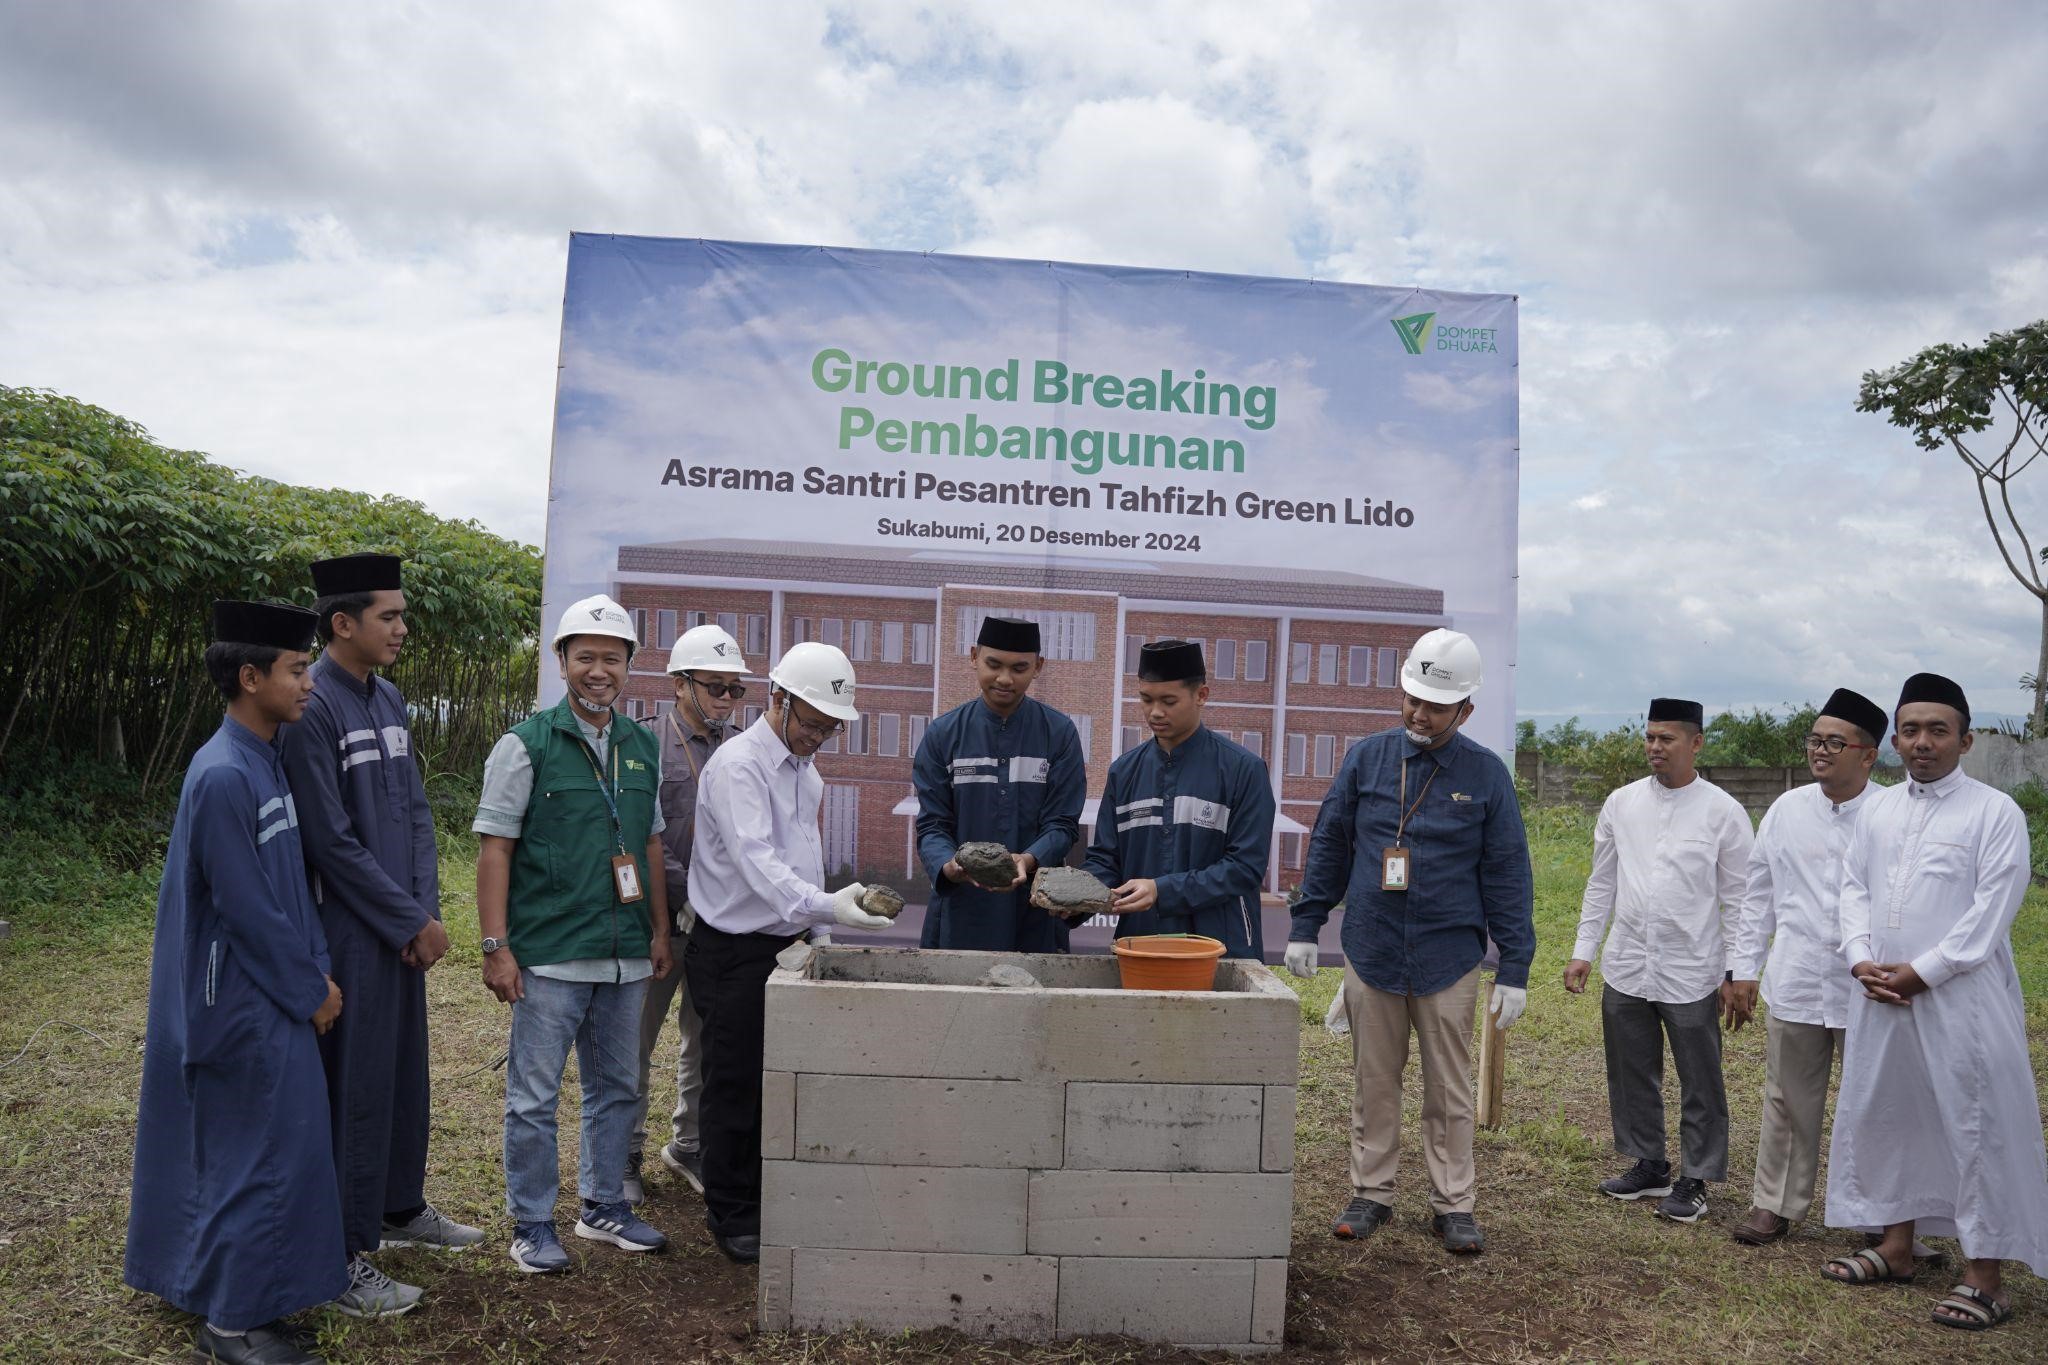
[857,884,905,919]
[1030,865,1114,917]
[956,842,1019,889]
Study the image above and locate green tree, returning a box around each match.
[1857,321,2048,732]
[1700,705,1817,767]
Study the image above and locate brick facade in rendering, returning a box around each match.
[613,539,1447,894]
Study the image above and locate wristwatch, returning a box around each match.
[481,936,507,954]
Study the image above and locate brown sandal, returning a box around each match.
[1932,1283,2012,1331]
[1822,1247,1914,1284]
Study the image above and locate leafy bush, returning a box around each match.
[0,386,542,781]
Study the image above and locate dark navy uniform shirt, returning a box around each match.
[1289,728,1534,994]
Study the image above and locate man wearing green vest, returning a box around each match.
[473,594,672,1274]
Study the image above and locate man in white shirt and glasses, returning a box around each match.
[683,641,895,1265]
[1566,697,1753,1225]
[1726,688,1886,1246]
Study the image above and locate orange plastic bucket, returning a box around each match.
[1113,934,1228,991]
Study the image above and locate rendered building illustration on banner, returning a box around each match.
[542,234,1519,900]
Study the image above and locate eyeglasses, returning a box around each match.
[1803,734,1875,754]
[786,709,844,739]
[684,675,747,700]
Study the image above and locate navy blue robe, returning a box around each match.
[913,695,1084,952]
[1083,725,1276,960]
[125,717,348,1329]
[279,654,438,1255]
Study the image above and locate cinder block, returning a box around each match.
[788,1248,1058,1338]
[1064,1083,1262,1171]
[761,1070,795,1161]
[1028,1171,1293,1258]
[763,1161,1027,1253]
[1036,991,1300,1085]
[1261,1086,1296,1172]
[764,977,1041,1079]
[1055,1257,1255,1344]
[1252,1258,1286,1345]
[757,1244,792,1332]
[798,1075,1064,1167]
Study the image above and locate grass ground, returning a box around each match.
[2,801,2045,1361]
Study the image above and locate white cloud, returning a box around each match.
[3,0,2046,716]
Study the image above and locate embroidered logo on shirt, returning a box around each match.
[1172,795,1231,831]
[1009,756,1050,784]
[1451,792,1472,802]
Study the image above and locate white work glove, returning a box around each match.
[1488,984,1527,1031]
[829,882,891,931]
[1283,941,1319,980]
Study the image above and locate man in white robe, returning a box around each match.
[1821,672,2048,1332]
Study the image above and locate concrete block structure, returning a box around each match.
[758,945,1300,1352]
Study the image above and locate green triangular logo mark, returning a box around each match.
[1391,312,1436,355]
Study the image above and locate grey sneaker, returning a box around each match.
[1432,1211,1485,1254]
[1656,1177,1709,1224]
[509,1220,571,1274]
[329,1254,422,1318]
[623,1160,646,1207]
[1598,1158,1674,1201]
[575,1199,667,1252]
[380,1202,485,1250]
[659,1141,705,1195]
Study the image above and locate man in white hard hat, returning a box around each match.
[684,640,895,1263]
[472,594,673,1273]
[624,623,747,1204]
[1285,628,1534,1255]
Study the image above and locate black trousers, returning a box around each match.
[685,918,799,1240]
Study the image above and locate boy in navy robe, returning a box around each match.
[914,615,1085,951]
[282,554,482,1305]
[125,601,349,1365]
[1084,639,1275,959]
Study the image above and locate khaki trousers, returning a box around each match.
[1749,1014,1842,1222]
[1342,962,1481,1214]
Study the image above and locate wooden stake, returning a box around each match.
[1475,977,1508,1129]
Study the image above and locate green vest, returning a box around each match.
[505,699,661,966]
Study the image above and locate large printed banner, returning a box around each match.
[542,234,1518,910]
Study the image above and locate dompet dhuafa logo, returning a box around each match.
[1391,312,1436,355]
[1392,310,1501,355]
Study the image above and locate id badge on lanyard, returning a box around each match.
[581,738,645,904]
[1384,755,1439,893]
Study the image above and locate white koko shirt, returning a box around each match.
[1728,781,1869,1028]
[1573,774,1754,1004]
[687,714,838,937]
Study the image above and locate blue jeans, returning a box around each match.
[503,971,649,1224]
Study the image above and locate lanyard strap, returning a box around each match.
[576,734,628,856]
[666,712,715,853]
[1394,754,1440,847]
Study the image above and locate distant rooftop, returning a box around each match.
[616,538,1444,615]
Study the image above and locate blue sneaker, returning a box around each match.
[509,1220,571,1274]
[575,1200,667,1252]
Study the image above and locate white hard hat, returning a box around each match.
[770,641,859,722]
[1400,628,1481,704]
[553,594,638,650]
[668,624,747,675]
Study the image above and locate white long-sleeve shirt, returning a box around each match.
[687,715,837,936]
[1728,781,1868,1028]
[1825,764,2048,1271]
[1573,774,1754,1004]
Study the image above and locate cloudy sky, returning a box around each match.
[4,0,2045,725]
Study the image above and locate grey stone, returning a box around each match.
[775,941,814,974]
[956,842,1018,889]
[858,884,905,919]
[979,963,1040,989]
[1030,866,1113,916]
